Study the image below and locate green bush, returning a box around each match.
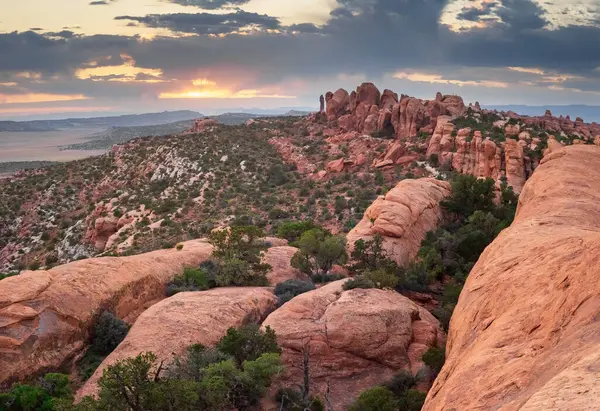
[216,324,281,365]
[348,386,399,411]
[274,279,315,306]
[167,267,212,296]
[91,311,130,355]
[399,389,427,411]
[343,276,375,290]
[290,229,347,279]
[276,221,317,243]
[422,347,445,374]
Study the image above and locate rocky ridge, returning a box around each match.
[0,239,213,385]
[424,145,600,410]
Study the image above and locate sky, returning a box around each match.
[1,0,599,119]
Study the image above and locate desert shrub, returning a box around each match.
[343,276,375,290]
[441,174,496,220]
[365,269,399,289]
[167,267,212,296]
[422,347,445,374]
[0,373,72,411]
[383,371,416,397]
[350,235,398,274]
[398,389,427,411]
[348,386,399,411]
[274,279,315,306]
[216,324,280,366]
[276,221,318,243]
[290,229,347,279]
[208,226,271,287]
[429,153,440,167]
[91,311,130,355]
[176,243,184,251]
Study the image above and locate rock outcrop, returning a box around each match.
[78,287,277,399]
[263,246,309,285]
[326,89,350,120]
[188,118,218,133]
[346,178,451,266]
[0,239,214,385]
[263,280,444,410]
[424,145,600,410]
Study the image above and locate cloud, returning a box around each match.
[456,1,498,22]
[2,0,600,110]
[164,0,251,10]
[114,11,281,34]
[89,0,117,5]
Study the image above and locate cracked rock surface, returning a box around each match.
[263,280,444,410]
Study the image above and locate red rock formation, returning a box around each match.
[380,89,399,110]
[354,82,381,109]
[326,158,346,173]
[319,94,325,113]
[424,145,600,410]
[0,239,214,385]
[504,138,526,193]
[78,287,277,399]
[393,97,428,139]
[451,130,502,181]
[325,89,350,120]
[188,118,217,133]
[347,178,451,266]
[264,280,445,410]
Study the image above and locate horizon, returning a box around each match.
[2,0,600,118]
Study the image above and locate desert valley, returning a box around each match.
[2,81,600,410]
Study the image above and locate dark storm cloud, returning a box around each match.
[456,1,498,21]
[165,0,251,9]
[115,11,280,34]
[2,0,600,102]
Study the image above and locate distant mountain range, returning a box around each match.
[0,111,203,132]
[0,109,311,133]
[486,105,600,123]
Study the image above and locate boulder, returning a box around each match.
[78,287,277,399]
[326,89,350,120]
[355,82,381,109]
[263,246,309,285]
[440,95,466,117]
[337,114,357,132]
[424,145,600,410]
[380,89,399,111]
[326,158,346,173]
[263,280,444,410]
[0,239,214,385]
[346,178,450,266]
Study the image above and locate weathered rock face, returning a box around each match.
[424,145,600,410]
[78,287,277,399]
[263,246,309,285]
[380,89,399,110]
[0,239,214,385]
[393,97,428,139]
[426,116,454,161]
[504,138,526,193]
[354,82,381,109]
[451,130,503,181]
[263,280,444,411]
[347,178,451,266]
[325,89,350,120]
